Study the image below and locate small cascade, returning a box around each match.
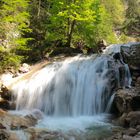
[103,44,132,88]
[12,44,132,117]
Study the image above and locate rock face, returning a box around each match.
[0,84,14,110]
[112,42,140,115]
[121,43,140,70]
[121,43,140,86]
[112,86,140,125]
[0,84,11,100]
[122,42,140,67]
[109,42,140,140]
[112,87,140,114]
[0,99,10,110]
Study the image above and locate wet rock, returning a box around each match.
[10,115,37,130]
[136,125,140,131]
[18,63,30,73]
[111,84,140,132]
[108,130,140,140]
[112,85,140,115]
[0,130,21,140]
[118,65,126,88]
[125,111,140,128]
[131,96,140,111]
[30,109,44,120]
[124,128,137,136]
[113,89,133,116]
[0,109,7,116]
[136,77,140,84]
[0,98,10,110]
[8,132,20,140]
[135,77,140,87]
[0,84,11,100]
[0,130,9,140]
[121,43,140,87]
[121,43,140,71]
[118,113,128,126]
[97,39,107,52]
[122,135,133,140]
[0,84,16,110]
[26,128,62,140]
[0,112,37,130]
[0,123,6,129]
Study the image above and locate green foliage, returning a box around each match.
[0,0,31,72]
[48,0,101,47]
[0,0,30,51]
[26,0,50,61]
[0,47,22,73]
[0,0,139,72]
[101,0,125,27]
[123,0,140,37]
[78,1,120,47]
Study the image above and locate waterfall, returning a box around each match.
[12,46,131,117]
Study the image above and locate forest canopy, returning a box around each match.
[0,0,139,73]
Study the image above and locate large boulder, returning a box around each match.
[0,84,15,110]
[0,98,10,110]
[111,89,134,116]
[0,84,11,100]
[125,111,140,128]
[121,43,140,71]
[112,81,140,115]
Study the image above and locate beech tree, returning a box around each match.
[48,0,101,47]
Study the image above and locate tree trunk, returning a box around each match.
[37,0,41,18]
[66,20,76,47]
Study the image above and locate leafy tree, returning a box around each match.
[47,0,101,48]
[27,0,51,61]
[0,0,30,49]
[79,0,124,48]
[101,0,125,27]
[123,0,140,37]
[0,47,22,73]
[0,0,30,73]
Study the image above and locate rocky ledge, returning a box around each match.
[108,42,140,140]
[0,109,63,140]
[0,84,15,110]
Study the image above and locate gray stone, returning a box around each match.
[121,43,140,71]
[124,128,137,136]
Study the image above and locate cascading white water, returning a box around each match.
[12,54,131,117]
[11,44,132,136]
[13,55,114,116]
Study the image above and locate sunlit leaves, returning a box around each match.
[49,0,101,47]
[0,0,31,72]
